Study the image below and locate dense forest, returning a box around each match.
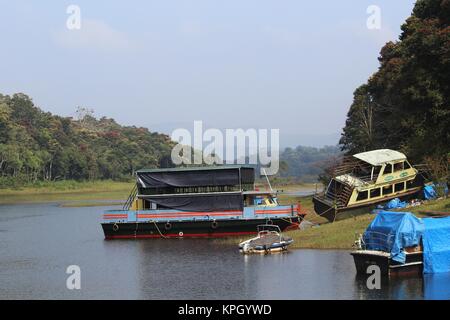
[0,92,341,187]
[0,93,175,187]
[340,0,449,170]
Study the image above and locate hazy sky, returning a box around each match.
[0,1,415,147]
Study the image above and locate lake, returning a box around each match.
[0,203,449,300]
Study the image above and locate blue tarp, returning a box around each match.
[423,184,437,200]
[364,211,424,264]
[422,217,450,274]
[384,198,407,209]
[424,273,450,299]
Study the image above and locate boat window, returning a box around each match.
[404,161,411,169]
[356,190,368,201]
[394,162,404,172]
[254,197,264,206]
[370,188,381,198]
[372,166,381,180]
[352,162,373,181]
[383,185,393,195]
[394,182,405,192]
[406,180,416,189]
[384,164,393,175]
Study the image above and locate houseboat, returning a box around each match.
[101,165,305,239]
[313,149,425,222]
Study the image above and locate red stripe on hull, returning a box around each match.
[136,213,241,218]
[104,231,257,240]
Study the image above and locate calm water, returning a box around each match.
[0,203,449,300]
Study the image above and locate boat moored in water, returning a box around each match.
[101,165,305,239]
[313,149,426,222]
[239,224,294,254]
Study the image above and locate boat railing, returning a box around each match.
[360,231,395,252]
[123,184,138,211]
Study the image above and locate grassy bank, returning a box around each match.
[0,180,133,204]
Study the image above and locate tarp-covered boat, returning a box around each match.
[351,211,450,277]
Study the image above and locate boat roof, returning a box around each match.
[138,190,274,197]
[136,165,255,173]
[353,149,406,166]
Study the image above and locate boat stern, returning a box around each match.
[312,196,337,222]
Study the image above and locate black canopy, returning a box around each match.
[143,193,243,212]
[136,166,254,189]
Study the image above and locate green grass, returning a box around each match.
[59,201,124,208]
[0,180,133,204]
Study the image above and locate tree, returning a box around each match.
[0,92,176,186]
[340,0,450,164]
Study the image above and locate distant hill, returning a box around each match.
[0,93,175,186]
[278,145,342,182]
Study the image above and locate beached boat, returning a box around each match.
[351,211,450,277]
[239,224,294,254]
[313,149,426,222]
[101,165,305,239]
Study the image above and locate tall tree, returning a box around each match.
[340,0,450,163]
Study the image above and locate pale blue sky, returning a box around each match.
[0,1,415,147]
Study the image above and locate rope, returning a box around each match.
[151,220,168,239]
[315,205,336,221]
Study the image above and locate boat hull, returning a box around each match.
[351,251,423,277]
[102,216,301,239]
[313,188,422,222]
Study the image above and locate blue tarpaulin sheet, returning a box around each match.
[422,217,450,274]
[424,273,450,299]
[423,184,437,200]
[384,198,407,209]
[364,211,424,264]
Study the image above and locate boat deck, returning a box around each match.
[248,234,283,247]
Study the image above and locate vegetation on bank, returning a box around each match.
[0,92,343,187]
[0,94,175,187]
[277,146,341,183]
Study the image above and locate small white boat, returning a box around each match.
[239,225,294,254]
